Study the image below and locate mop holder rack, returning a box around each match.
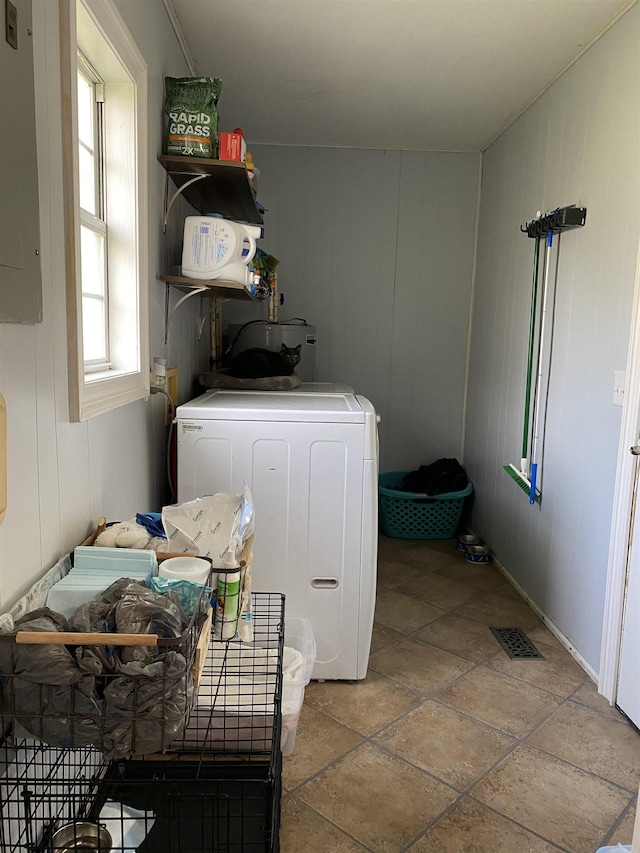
[521,205,587,238]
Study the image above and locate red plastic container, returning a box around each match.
[218,128,245,161]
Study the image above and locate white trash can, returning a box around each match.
[281,617,316,755]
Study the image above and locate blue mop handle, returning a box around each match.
[529,463,538,504]
[528,229,553,506]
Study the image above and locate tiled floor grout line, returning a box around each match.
[399,794,573,853]
[370,592,639,846]
[383,597,640,796]
[283,794,375,852]
[372,628,634,847]
[517,738,640,797]
[294,654,575,848]
[599,797,638,846]
[282,540,640,852]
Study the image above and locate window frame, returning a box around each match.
[60,0,149,422]
[77,53,110,371]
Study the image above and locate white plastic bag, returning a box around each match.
[99,800,155,851]
[161,485,254,563]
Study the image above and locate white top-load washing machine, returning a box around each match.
[176,383,379,680]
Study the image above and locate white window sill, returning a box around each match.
[79,369,150,420]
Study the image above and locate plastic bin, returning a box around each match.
[379,471,473,539]
[595,847,632,852]
[281,617,315,756]
[173,593,284,755]
[174,602,313,757]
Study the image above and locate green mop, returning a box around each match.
[504,233,542,497]
[504,205,587,501]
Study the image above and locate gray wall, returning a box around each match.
[464,4,640,671]
[0,0,209,611]
[224,146,481,472]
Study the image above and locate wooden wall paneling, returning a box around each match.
[387,150,425,471]
[295,147,338,380]
[32,0,64,570]
[465,6,640,669]
[338,149,394,407]
[0,325,43,609]
[369,151,401,460]
[247,144,479,472]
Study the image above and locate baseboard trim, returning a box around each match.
[490,553,598,684]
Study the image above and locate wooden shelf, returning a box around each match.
[158,154,261,341]
[158,154,262,225]
[160,275,256,301]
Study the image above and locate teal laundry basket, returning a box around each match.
[379,471,473,540]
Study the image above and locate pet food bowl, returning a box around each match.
[159,556,211,585]
[457,534,483,552]
[465,545,491,564]
[51,822,112,852]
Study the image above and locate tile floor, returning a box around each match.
[279,535,640,853]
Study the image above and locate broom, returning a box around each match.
[504,232,542,497]
[527,229,555,504]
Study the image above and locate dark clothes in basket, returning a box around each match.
[0,580,207,760]
[401,458,469,496]
[0,609,106,748]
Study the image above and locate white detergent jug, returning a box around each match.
[181,216,261,284]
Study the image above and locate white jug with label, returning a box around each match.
[181,216,261,285]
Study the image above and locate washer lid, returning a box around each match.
[177,388,370,423]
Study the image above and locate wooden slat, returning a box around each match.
[192,606,213,689]
[15,631,158,646]
[157,551,197,561]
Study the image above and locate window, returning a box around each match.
[77,54,108,369]
[61,0,149,420]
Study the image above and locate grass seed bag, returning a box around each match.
[163,76,222,158]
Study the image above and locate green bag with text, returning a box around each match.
[163,77,222,158]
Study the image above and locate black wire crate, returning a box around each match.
[166,592,285,757]
[0,738,282,852]
[0,593,286,852]
[104,754,282,852]
[0,575,213,761]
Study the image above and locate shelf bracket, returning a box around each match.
[164,284,207,344]
[163,173,208,231]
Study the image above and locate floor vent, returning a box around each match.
[490,627,544,660]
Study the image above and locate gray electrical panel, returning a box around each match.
[1,0,42,323]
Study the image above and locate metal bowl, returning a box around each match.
[51,822,112,852]
[457,534,483,552]
[465,545,491,564]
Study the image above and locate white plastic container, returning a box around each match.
[181,216,261,284]
[185,616,315,754]
[281,616,316,755]
[595,847,632,852]
[159,556,211,585]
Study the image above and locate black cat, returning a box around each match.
[228,343,301,379]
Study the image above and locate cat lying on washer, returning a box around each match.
[228,343,301,379]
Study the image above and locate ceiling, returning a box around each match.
[166,0,635,152]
